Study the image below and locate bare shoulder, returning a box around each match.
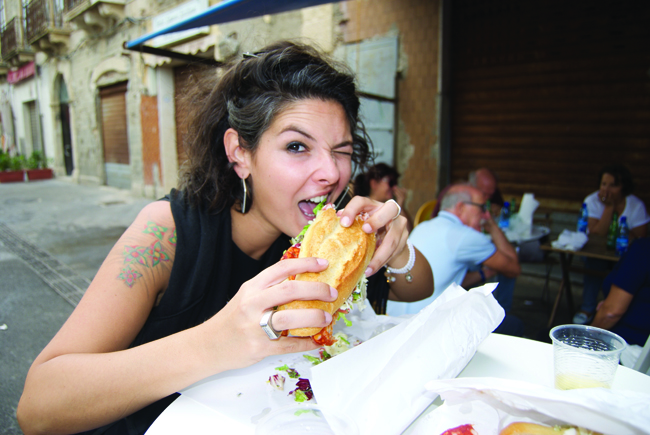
[34,200,179,360]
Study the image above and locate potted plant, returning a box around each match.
[26,150,54,181]
[0,151,26,183]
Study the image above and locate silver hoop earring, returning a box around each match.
[241,177,250,214]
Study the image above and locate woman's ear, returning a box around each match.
[224,128,250,179]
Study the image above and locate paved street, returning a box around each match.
[0,179,153,434]
[0,178,577,433]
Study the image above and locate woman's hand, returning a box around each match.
[337,195,408,276]
[205,257,338,370]
[598,190,616,207]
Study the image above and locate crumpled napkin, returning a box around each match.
[416,377,650,435]
[310,283,504,435]
[551,229,588,251]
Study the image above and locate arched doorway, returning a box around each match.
[59,79,74,176]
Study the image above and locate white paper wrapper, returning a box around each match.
[552,229,589,251]
[310,283,504,435]
[179,301,405,431]
[415,377,650,435]
[518,193,539,226]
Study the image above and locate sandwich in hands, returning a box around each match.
[277,204,376,345]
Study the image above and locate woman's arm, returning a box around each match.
[386,248,433,302]
[17,202,336,434]
[588,206,615,236]
[18,201,183,433]
[591,285,633,330]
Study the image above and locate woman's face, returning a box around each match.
[599,173,623,203]
[370,176,395,202]
[245,99,354,237]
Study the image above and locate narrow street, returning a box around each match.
[0,179,152,433]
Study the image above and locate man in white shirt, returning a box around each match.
[387,184,520,316]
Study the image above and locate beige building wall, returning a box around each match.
[6,0,433,201]
[340,0,441,216]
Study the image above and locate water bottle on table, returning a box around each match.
[577,203,588,233]
[498,201,511,229]
[616,216,629,256]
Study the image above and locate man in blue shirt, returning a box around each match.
[592,237,650,367]
[387,184,520,316]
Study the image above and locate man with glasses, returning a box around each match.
[387,184,520,318]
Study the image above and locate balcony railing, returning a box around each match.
[26,0,66,42]
[65,0,86,12]
[1,18,19,60]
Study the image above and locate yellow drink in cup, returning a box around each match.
[555,373,612,390]
[550,325,626,390]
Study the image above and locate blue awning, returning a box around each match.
[126,0,344,50]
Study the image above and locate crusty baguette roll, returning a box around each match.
[500,422,601,435]
[277,207,375,336]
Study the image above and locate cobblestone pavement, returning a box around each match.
[0,179,153,433]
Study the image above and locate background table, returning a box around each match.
[504,224,550,245]
[540,234,619,327]
[145,334,650,435]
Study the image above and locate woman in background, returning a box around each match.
[574,164,649,324]
[354,163,413,231]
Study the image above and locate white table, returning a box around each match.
[146,334,650,434]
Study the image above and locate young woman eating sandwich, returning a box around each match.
[17,41,433,434]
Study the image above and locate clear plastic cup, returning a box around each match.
[255,404,358,435]
[550,324,626,390]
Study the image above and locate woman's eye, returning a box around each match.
[334,146,354,157]
[287,142,307,153]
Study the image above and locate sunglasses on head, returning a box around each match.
[381,176,397,187]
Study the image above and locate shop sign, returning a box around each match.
[150,0,210,48]
[7,62,35,84]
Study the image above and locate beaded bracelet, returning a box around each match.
[385,240,416,283]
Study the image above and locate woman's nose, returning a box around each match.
[313,151,340,184]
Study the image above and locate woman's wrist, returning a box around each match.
[385,240,416,283]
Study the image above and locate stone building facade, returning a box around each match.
[1,0,441,216]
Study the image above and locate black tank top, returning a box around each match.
[76,189,290,434]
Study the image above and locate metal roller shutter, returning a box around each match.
[450,0,650,210]
[100,82,130,189]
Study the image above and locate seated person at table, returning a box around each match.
[573,164,650,324]
[432,169,519,312]
[591,237,650,368]
[17,42,433,435]
[353,163,413,231]
[387,184,521,329]
[432,167,504,219]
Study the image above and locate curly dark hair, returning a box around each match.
[177,41,373,212]
[353,163,400,197]
[598,164,635,196]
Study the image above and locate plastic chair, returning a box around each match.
[633,335,650,375]
[414,199,438,227]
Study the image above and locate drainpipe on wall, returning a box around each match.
[436,0,452,192]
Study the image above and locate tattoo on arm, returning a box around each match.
[117,221,174,288]
[118,266,143,288]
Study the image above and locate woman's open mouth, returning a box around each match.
[298,194,328,218]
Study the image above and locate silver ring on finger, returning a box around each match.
[386,199,401,221]
[260,310,282,340]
